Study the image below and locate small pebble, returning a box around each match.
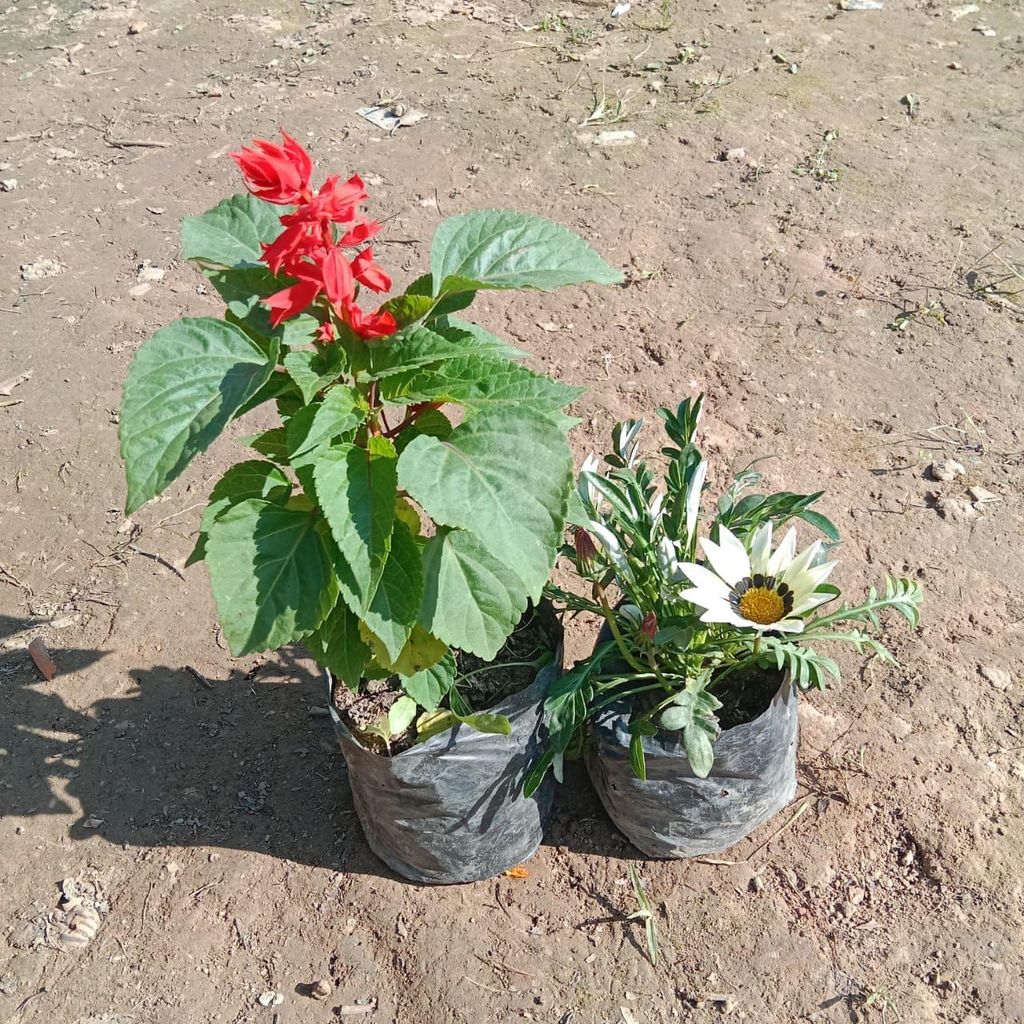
[127,20,148,34]
[980,665,1011,691]
[929,458,965,482]
[936,497,977,522]
[0,179,17,192]
[258,991,284,1008]
[311,978,331,1000]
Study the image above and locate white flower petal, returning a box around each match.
[685,460,707,542]
[791,591,835,616]
[677,562,732,601]
[700,527,750,587]
[783,539,822,582]
[772,617,806,635]
[698,600,752,629]
[749,522,773,575]
[768,527,796,575]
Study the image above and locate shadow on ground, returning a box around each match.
[1,627,636,881]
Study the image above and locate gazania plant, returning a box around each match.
[531,394,922,789]
[119,131,621,747]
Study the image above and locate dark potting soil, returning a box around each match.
[712,664,783,731]
[330,602,560,756]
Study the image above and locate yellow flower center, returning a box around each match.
[737,586,786,625]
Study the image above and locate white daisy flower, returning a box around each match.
[677,523,836,634]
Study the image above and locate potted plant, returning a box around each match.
[118,131,622,882]
[530,395,922,857]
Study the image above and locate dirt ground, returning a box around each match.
[2,0,1023,1021]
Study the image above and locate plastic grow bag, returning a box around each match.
[326,652,560,885]
[585,673,798,858]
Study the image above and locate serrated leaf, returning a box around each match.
[205,498,339,655]
[283,347,344,404]
[186,459,291,566]
[380,354,583,413]
[234,371,299,421]
[356,518,422,662]
[120,318,277,513]
[402,651,455,710]
[404,273,477,317]
[430,209,623,297]
[393,409,453,456]
[286,385,367,492]
[398,408,573,603]
[313,436,397,610]
[306,600,370,687]
[181,193,285,268]
[246,426,290,464]
[418,528,527,659]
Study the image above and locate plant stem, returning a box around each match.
[453,655,552,686]
[597,591,648,675]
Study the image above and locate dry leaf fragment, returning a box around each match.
[504,865,529,878]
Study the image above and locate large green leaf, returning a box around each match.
[186,459,292,567]
[181,193,285,268]
[430,210,622,297]
[362,322,513,380]
[380,354,583,413]
[283,347,345,404]
[357,518,422,662]
[307,600,370,687]
[419,528,528,659]
[120,318,277,514]
[404,652,455,711]
[205,498,339,655]
[397,408,573,601]
[313,436,398,612]
[286,385,367,492]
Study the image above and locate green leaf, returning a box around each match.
[306,600,370,687]
[798,508,841,544]
[393,409,453,455]
[234,372,299,421]
[404,273,477,317]
[120,318,277,513]
[684,725,715,778]
[283,347,345,404]
[357,519,423,663]
[388,695,419,737]
[181,193,285,268]
[458,712,512,735]
[205,498,339,655]
[418,528,527,659]
[629,730,648,781]
[313,436,397,611]
[430,209,623,297]
[186,459,291,567]
[286,385,367,491]
[398,408,573,600]
[246,426,290,464]
[380,354,583,414]
[403,652,455,711]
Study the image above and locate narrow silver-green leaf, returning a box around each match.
[120,318,276,513]
[430,209,622,296]
[205,498,339,655]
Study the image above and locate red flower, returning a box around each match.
[230,130,313,205]
[338,219,381,248]
[347,303,397,340]
[320,248,355,308]
[264,279,321,327]
[260,222,317,275]
[351,248,392,293]
[280,174,367,227]
[573,527,598,568]
[316,321,335,343]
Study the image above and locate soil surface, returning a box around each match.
[2,2,1023,1023]
[713,665,782,732]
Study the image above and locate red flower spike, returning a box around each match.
[321,248,356,309]
[264,279,322,327]
[317,321,335,343]
[260,223,316,275]
[338,219,382,248]
[351,248,392,293]
[347,302,398,340]
[230,131,313,205]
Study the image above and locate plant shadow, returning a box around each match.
[2,627,641,881]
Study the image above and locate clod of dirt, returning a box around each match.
[979,665,1011,691]
[0,179,17,191]
[968,484,998,504]
[310,978,332,1000]
[20,258,65,281]
[127,20,148,34]
[935,497,977,522]
[258,991,284,1008]
[137,262,165,284]
[720,147,747,162]
[928,458,965,482]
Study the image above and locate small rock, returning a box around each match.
[83,816,104,828]
[0,178,17,192]
[721,147,746,162]
[128,283,151,298]
[258,991,284,1008]
[49,148,77,161]
[749,875,764,893]
[929,458,965,482]
[15,825,24,835]
[936,497,977,522]
[136,262,165,284]
[980,665,1011,691]
[20,258,65,281]
[968,485,998,504]
[127,20,148,34]
[847,885,865,905]
[311,978,331,1000]
[973,25,996,37]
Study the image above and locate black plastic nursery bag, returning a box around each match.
[326,657,559,884]
[586,675,798,858]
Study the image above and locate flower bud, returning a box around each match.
[640,611,658,641]
[573,527,598,568]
